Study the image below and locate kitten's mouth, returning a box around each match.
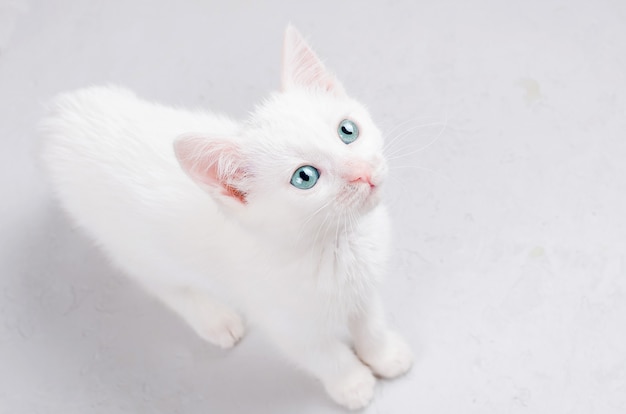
[338,182,381,211]
[363,184,382,209]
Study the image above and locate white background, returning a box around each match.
[1,0,625,413]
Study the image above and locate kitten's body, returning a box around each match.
[41,27,412,410]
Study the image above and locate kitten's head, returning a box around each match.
[175,26,387,243]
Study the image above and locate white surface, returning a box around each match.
[1,0,625,413]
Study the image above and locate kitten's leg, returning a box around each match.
[149,285,245,349]
[266,324,376,410]
[349,293,413,379]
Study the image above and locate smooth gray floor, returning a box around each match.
[2,0,626,413]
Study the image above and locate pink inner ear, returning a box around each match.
[224,184,247,204]
[281,25,345,95]
[173,136,248,204]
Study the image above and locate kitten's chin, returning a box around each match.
[338,181,383,212]
[359,188,383,214]
[342,185,382,216]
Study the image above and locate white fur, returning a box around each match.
[40,25,412,410]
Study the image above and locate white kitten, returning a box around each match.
[41,25,413,410]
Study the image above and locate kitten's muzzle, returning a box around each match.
[343,160,379,188]
[349,175,375,188]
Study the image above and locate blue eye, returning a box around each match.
[338,119,359,144]
[290,165,319,189]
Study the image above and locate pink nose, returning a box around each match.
[345,162,375,188]
[349,174,374,187]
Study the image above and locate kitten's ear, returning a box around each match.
[174,135,250,206]
[281,24,346,96]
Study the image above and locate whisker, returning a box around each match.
[383,121,448,154]
[300,201,331,229]
[351,210,360,232]
[389,164,456,184]
[309,211,331,261]
[384,102,454,157]
[385,119,449,161]
[294,200,332,245]
[334,213,342,248]
[382,116,440,145]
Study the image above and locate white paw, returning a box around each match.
[194,311,245,349]
[361,333,413,379]
[325,365,376,410]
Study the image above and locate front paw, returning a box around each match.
[359,332,413,379]
[324,365,376,410]
[194,309,245,349]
